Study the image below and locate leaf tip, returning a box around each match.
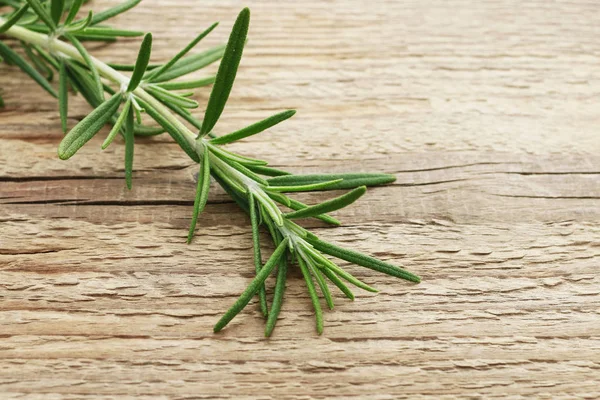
[382,173,397,184]
[57,143,70,160]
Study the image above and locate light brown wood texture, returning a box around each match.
[1,0,599,398]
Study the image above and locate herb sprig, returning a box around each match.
[0,1,420,336]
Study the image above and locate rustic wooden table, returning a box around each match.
[1,0,599,398]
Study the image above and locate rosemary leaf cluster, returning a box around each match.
[0,0,420,336]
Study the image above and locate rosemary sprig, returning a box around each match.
[0,1,420,336]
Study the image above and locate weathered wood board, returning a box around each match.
[0,0,599,398]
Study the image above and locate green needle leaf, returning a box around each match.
[268,173,397,191]
[135,97,200,163]
[265,240,287,337]
[58,92,121,160]
[64,0,83,25]
[210,161,247,195]
[211,171,249,213]
[65,62,100,106]
[199,8,250,137]
[65,60,102,106]
[187,145,211,243]
[320,267,354,301]
[25,0,56,30]
[207,144,267,166]
[74,27,144,38]
[50,0,64,25]
[246,164,292,177]
[148,44,224,83]
[133,123,164,136]
[284,186,366,220]
[124,101,134,189]
[145,85,198,109]
[0,41,57,97]
[58,59,68,133]
[0,3,30,34]
[32,44,58,69]
[249,193,269,317]
[297,256,323,335]
[132,99,142,123]
[127,33,152,92]
[109,62,159,71]
[261,212,277,245]
[159,100,202,130]
[210,110,296,145]
[155,76,215,91]
[306,256,334,310]
[253,189,284,226]
[286,198,341,226]
[22,44,53,80]
[146,22,218,82]
[265,190,292,208]
[214,237,289,333]
[219,157,269,186]
[91,0,141,25]
[307,237,421,283]
[267,179,343,193]
[102,98,131,149]
[65,33,103,97]
[303,246,378,293]
[65,10,93,32]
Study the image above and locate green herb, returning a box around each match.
[145,22,218,83]
[102,98,131,149]
[124,98,134,189]
[58,92,121,160]
[187,145,210,243]
[58,58,68,132]
[64,0,83,25]
[50,0,65,26]
[199,8,249,137]
[25,0,56,30]
[0,2,420,336]
[214,237,289,333]
[298,255,324,334]
[284,186,366,220]
[126,33,152,92]
[0,40,57,97]
[210,110,296,145]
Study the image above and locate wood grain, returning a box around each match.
[1,0,599,398]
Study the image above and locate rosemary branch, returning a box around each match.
[0,1,420,336]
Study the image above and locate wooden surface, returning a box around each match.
[1,0,599,398]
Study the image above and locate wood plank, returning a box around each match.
[0,0,599,398]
